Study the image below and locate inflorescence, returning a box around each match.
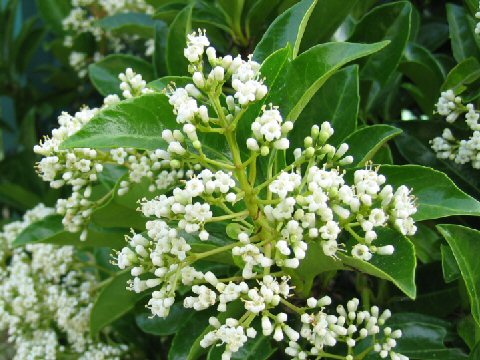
[108,30,415,360]
[0,205,128,359]
[431,90,480,168]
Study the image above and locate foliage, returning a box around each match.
[2,0,480,359]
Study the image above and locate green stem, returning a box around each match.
[206,210,249,223]
[280,298,305,314]
[345,223,365,243]
[188,241,242,262]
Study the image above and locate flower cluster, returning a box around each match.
[62,0,154,76]
[112,31,416,360]
[197,277,407,360]
[34,68,178,237]
[0,204,128,359]
[431,90,480,168]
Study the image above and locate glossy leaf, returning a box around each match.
[290,65,359,149]
[394,120,480,197]
[268,40,389,121]
[90,271,147,337]
[166,5,192,76]
[400,43,445,114]
[417,22,449,52]
[88,55,154,96]
[458,316,477,351]
[153,20,169,77]
[216,0,244,28]
[290,241,345,296]
[147,76,192,91]
[342,124,402,167]
[0,181,42,210]
[349,1,412,86]
[378,165,480,221]
[136,303,194,336]
[245,0,282,39]
[340,228,417,299]
[447,4,480,62]
[35,0,71,34]
[441,244,461,283]
[92,176,173,230]
[97,13,154,38]
[437,224,480,327]
[300,0,359,50]
[13,215,125,248]
[441,57,480,92]
[61,93,178,150]
[386,313,469,359]
[253,0,318,63]
[409,224,441,264]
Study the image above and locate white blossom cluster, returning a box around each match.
[110,31,416,360]
[34,68,179,238]
[196,275,406,360]
[431,90,480,168]
[167,29,267,128]
[0,204,128,359]
[62,0,154,77]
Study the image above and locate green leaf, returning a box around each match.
[92,176,170,230]
[441,244,461,283]
[442,57,480,93]
[35,0,71,34]
[153,20,169,77]
[216,0,244,27]
[447,3,480,63]
[449,3,480,62]
[349,1,412,86]
[471,342,480,359]
[409,224,441,264]
[61,93,178,150]
[342,125,402,167]
[90,270,147,337]
[245,0,283,39]
[182,231,234,265]
[147,75,192,91]
[399,43,445,114]
[378,165,480,221]
[340,227,417,299]
[97,12,154,38]
[166,5,192,76]
[268,40,389,121]
[394,121,480,198]
[458,316,477,351]
[0,181,42,210]
[417,22,450,52]
[253,0,318,63]
[290,241,345,296]
[13,214,125,248]
[136,303,194,336]
[437,224,480,327]
[191,1,230,33]
[387,313,468,359]
[290,65,359,149]
[88,55,154,96]
[300,0,359,50]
